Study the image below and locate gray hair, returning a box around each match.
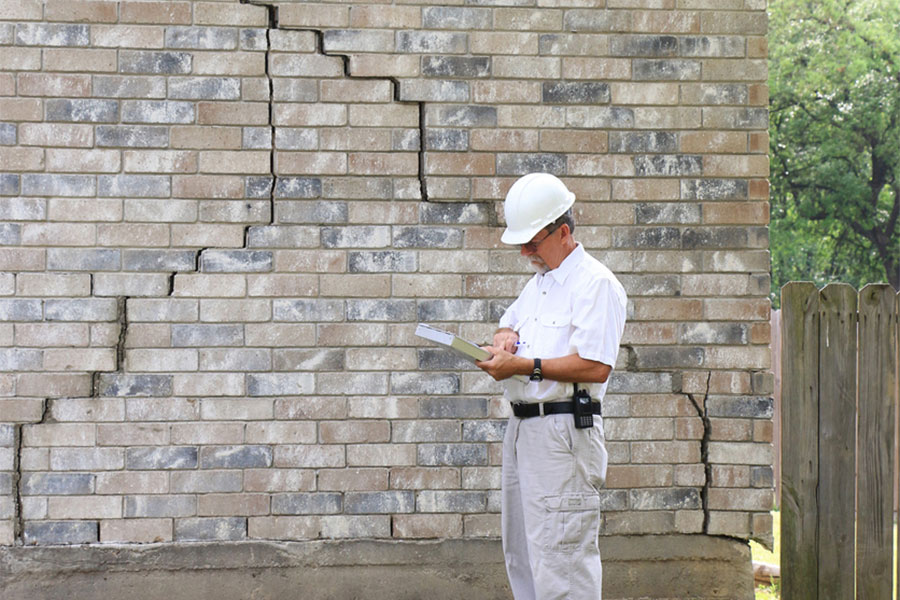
[548,208,575,235]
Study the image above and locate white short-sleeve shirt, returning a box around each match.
[499,243,627,404]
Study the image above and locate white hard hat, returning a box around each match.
[500,173,576,245]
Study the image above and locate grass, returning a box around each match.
[751,510,899,600]
[750,510,780,600]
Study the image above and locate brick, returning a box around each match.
[125,495,195,518]
[100,519,172,544]
[346,444,416,467]
[98,423,168,447]
[0,149,39,175]
[346,152,416,177]
[120,50,191,74]
[173,175,245,200]
[396,30,465,54]
[169,77,241,101]
[198,398,272,422]
[244,469,315,493]
[44,0,116,22]
[16,23,90,46]
[20,173,94,198]
[274,444,345,469]
[3,47,42,71]
[44,48,118,73]
[273,349,344,372]
[126,349,197,373]
[703,107,768,130]
[394,514,463,539]
[273,493,342,515]
[343,491,414,514]
[121,101,195,124]
[126,446,198,470]
[247,373,315,396]
[48,495,121,520]
[195,1,267,25]
[14,323,89,349]
[21,473,94,496]
[349,54,419,78]
[97,374,171,398]
[96,125,168,148]
[323,29,394,53]
[199,348,270,372]
[245,324,315,348]
[201,445,272,469]
[278,4,349,28]
[0,175,20,199]
[175,517,245,541]
[97,174,169,198]
[51,448,124,471]
[0,0,42,19]
[173,373,245,397]
[632,441,700,464]
[119,1,190,24]
[630,488,701,511]
[198,494,269,517]
[0,398,46,422]
[42,347,116,371]
[164,26,236,50]
[270,55,344,79]
[417,490,486,514]
[89,24,164,48]
[494,56,561,79]
[24,521,98,545]
[422,7,491,29]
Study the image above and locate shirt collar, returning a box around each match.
[546,243,585,286]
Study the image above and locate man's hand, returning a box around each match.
[492,328,519,354]
[475,346,529,381]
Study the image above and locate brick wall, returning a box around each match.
[0,0,773,549]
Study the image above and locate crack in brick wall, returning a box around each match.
[686,371,713,535]
[240,0,428,209]
[12,399,49,544]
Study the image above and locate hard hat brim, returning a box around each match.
[501,225,544,245]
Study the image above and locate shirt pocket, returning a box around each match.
[537,310,572,357]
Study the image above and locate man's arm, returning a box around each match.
[476,347,611,383]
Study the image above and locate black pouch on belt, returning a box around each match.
[572,383,593,429]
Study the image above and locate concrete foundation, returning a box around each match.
[0,535,754,600]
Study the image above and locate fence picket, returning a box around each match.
[781,282,820,600]
[817,284,857,599]
[856,284,897,600]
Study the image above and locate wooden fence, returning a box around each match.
[781,282,899,600]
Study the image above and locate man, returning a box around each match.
[476,173,627,600]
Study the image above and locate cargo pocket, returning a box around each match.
[541,493,600,553]
[588,424,608,490]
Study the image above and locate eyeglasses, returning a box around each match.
[521,221,563,252]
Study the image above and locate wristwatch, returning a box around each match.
[529,358,543,382]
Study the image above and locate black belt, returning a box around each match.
[512,400,602,418]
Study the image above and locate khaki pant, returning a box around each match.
[502,412,608,600]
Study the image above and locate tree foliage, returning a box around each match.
[769,0,900,303]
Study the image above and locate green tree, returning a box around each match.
[769,0,900,301]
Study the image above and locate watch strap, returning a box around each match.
[530,357,543,382]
